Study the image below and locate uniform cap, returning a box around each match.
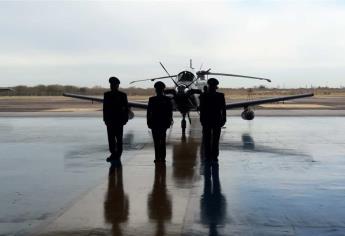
[207,78,219,86]
[109,77,120,84]
[154,81,166,89]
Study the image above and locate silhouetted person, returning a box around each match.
[147,81,173,163]
[104,165,129,236]
[199,78,226,162]
[103,77,129,163]
[147,164,172,236]
[201,163,227,236]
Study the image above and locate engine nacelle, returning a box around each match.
[128,109,134,120]
[241,109,255,120]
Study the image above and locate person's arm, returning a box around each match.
[103,93,109,124]
[147,98,152,129]
[123,93,129,124]
[221,94,227,126]
[168,97,173,127]
[199,94,205,125]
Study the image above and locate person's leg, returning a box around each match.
[211,127,221,161]
[107,125,116,155]
[202,127,212,160]
[160,129,167,161]
[114,125,124,160]
[152,129,160,161]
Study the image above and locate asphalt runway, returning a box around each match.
[0,116,345,235]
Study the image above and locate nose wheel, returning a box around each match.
[182,115,186,135]
[181,113,191,136]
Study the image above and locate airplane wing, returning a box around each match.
[225,93,314,109]
[208,72,271,82]
[63,93,148,109]
[129,75,177,84]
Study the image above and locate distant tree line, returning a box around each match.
[1,85,344,96]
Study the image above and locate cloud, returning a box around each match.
[0,1,344,88]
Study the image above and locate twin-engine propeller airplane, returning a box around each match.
[64,60,314,135]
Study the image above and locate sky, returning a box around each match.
[0,0,345,88]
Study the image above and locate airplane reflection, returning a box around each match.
[172,134,199,187]
[147,164,172,236]
[201,163,227,236]
[219,133,311,158]
[241,133,255,150]
[104,166,129,236]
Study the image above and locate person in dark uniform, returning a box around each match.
[103,77,129,163]
[199,78,226,162]
[147,81,173,163]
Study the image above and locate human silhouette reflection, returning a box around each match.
[201,163,227,236]
[147,164,172,236]
[104,165,129,236]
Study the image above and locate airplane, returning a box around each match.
[63,60,314,135]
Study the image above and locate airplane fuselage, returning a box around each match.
[167,70,207,115]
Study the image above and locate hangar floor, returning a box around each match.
[1,116,344,235]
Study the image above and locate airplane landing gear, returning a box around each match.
[182,113,187,136]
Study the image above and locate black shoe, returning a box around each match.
[154,159,166,164]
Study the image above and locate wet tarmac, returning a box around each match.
[0,116,345,235]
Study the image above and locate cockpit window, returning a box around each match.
[177,71,195,82]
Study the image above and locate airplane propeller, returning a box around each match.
[159,62,179,87]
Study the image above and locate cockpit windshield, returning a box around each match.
[177,71,195,82]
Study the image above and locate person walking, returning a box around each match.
[103,76,129,164]
[147,81,173,163]
[199,78,226,162]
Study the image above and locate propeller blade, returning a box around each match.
[208,72,271,82]
[129,75,177,84]
[159,62,179,86]
[159,62,171,77]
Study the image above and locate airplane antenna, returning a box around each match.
[190,59,194,69]
[159,62,179,86]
